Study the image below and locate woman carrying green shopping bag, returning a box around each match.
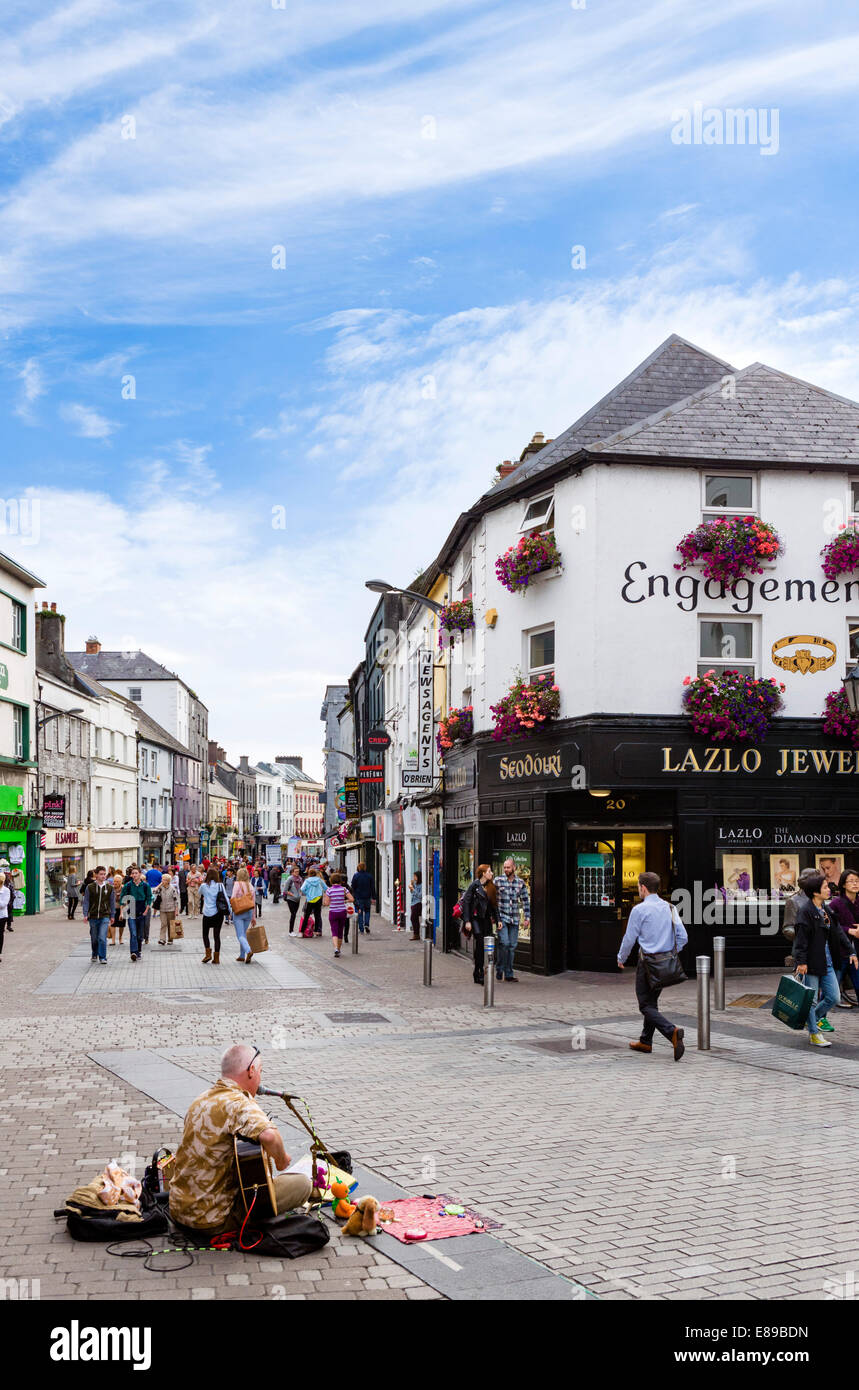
[794,873,857,1048]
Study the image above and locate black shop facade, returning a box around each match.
[441,716,859,974]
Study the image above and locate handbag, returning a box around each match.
[215,886,230,916]
[232,887,255,915]
[173,918,184,939]
[641,907,687,990]
[247,921,268,954]
[771,971,815,1030]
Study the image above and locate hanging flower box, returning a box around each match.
[681,669,784,744]
[495,530,561,594]
[822,689,859,747]
[821,528,859,581]
[436,705,473,758]
[438,599,474,645]
[675,516,783,584]
[490,674,560,742]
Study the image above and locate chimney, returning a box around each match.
[276,756,303,770]
[36,604,73,682]
[85,635,101,654]
[239,755,250,774]
[519,431,553,462]
[496,460,516,479]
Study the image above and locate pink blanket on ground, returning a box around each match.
[378,1194,501,1243]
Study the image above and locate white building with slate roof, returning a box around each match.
[433,334,859,976]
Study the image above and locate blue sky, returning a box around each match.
[3,0,859,770]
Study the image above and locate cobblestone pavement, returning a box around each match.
[2,902,858,1300]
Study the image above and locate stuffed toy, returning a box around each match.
[330,1181,356,1220]
[343,1195,379,1238]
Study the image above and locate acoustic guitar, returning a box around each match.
[233,1137,278,1220]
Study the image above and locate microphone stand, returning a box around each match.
[269,1092,340,1190]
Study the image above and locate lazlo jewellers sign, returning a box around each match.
[662,746,859,776]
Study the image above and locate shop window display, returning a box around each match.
[489,848,532,943]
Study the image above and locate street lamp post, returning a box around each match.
[843,663,859,715]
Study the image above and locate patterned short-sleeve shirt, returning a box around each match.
[168,1079,272,1231]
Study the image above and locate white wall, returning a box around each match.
[462,463,859,725]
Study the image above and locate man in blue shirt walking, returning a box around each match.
[617,871,688,1061]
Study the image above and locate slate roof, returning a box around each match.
[590,362,859,464]
[68,650,180,682]
[488,335,735,494]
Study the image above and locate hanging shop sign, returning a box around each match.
[42,794,66,829]
[368,730,391,750]
[344,778,361,816]
[0,814,30,831]
[402,649,435,788]
[403,805,425,835]
[359,764,385,783]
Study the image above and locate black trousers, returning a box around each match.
[180,890,189,915]
[287,897,300,930]
[0,917,5,955]
[301,899,323,935]
[472,933,485,981]
[202,911,224,952]
[635,960,676,1043]
[67,899,78,919]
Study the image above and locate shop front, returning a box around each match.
[443,719,858,974]
[0,787,39,915]
[140,830,167,866]
[42,828,89,909]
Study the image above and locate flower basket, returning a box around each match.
[495,530,561,594]
[681,669,784,744]
[821,529,859,581]
[490,674,560,742]
[438,600,474,644]
[822,689,859,747]
[436,706,473,759]
[675,516,783,584]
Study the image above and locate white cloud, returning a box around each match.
[60,402,116,438]
[15,357,46,420]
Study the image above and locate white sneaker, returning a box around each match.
[809,1032,832,1047]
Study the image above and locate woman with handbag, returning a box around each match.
[284,866,303,934]
[157,871,181,947]
[230,867,256,963]
[200,868,230,964]
[795,873,857,1047]
[460,865,500,985]
[617,871,688,1060]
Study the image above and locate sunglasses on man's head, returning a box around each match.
[247,1046,261,1076]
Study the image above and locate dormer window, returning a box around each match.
[519,492,554,535]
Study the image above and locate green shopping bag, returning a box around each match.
[771,972,815,1030]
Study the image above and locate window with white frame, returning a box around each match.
[526,624,555,685]
[698,618,756,677]
[459,557,473,601]
[141,799,148,827]
[519,492,555,535]
[702,473,756,517]
[141,748,148,776]
[129,687,142,702]
[151,751,158,778]
[13,705,24,759]
[846,619,859,671]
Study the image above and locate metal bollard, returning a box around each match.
[483,935,496,1007]
[696,955,711,1050]
[423,932,433,987]
[713,935,725,1011]
[351,910,358,954]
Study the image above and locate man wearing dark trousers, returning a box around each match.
[178,865,189,915]
[618,871,688,1061]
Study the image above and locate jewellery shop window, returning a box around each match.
[718,844,849,905]
[489,830,532,944]
[456,828,474,893]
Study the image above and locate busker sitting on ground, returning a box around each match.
[168,1043,312,1235]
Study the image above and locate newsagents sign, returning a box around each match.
[402,649,435,788]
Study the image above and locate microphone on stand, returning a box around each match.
[258,1085,300,1102]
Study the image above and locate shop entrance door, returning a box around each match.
[567,828,672,971]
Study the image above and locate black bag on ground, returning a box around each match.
[246,1210,330,1258]
[60,1197,169,1243]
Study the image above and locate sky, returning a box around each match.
[3,0,859,773]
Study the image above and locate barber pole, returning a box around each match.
[394,877,402,931]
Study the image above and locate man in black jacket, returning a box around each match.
[82,866,116,965]
[794,873,857,1047]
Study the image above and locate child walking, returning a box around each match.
[323,872,354,957]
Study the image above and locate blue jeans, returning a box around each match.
[234,910,253,957]
[89,916,110,961]
[355,900,371,932]
[497,920,519,978]
[128,917,141,956]
[838,957,859,998]
[806,966,840,1033]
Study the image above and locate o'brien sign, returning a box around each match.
[662,746,859,776]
